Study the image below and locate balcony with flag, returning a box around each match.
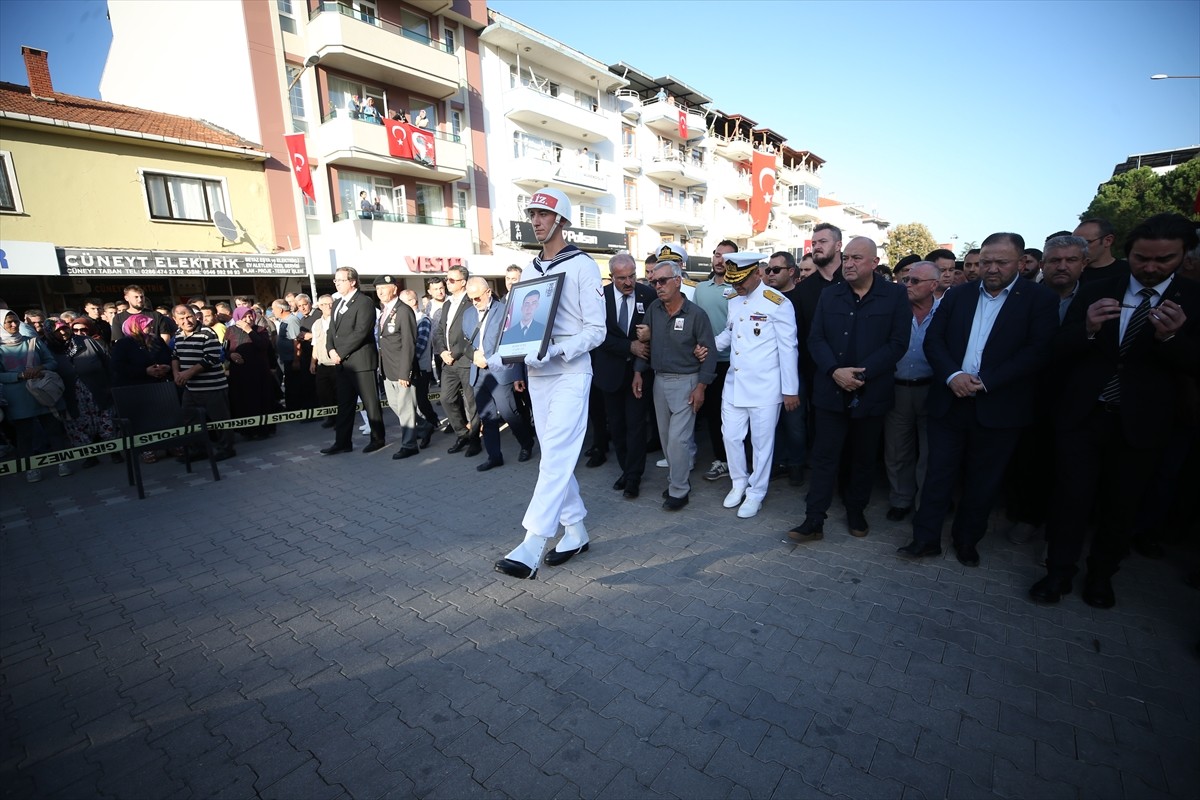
[311,112,467,181]
[306,2,460,100]
[606,63,710,143]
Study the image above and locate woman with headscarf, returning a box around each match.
[225,306,279,440]
[51,319,118,467]
[0,306,65,482]
[110,313,173,387]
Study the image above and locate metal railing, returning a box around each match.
[319,109,462,143]
[336,211,465,227]
[511,84,603,117]
[309,2,453,53]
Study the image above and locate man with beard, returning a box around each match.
[792,224,845,402]
[692,240,738,482]
[112,285,172,343]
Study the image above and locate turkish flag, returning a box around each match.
[749,150,775,234]
[408,124,437,167]
[386,119,413,160]
[677,108,688,140]
[283,133,315,202]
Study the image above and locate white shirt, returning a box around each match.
[1119,274,1173,343]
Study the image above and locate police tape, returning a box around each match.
[0,401,394,477]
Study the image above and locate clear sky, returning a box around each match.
[3,0,1198,249]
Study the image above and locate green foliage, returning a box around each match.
[1081,159,1200,255]
[884,222,938,267]
[958,241,978,257]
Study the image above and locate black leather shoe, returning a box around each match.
[418,429,434,449]
[1029,574,1072,604]
[518,447,533,462]
[447,437,469,454]
[613,477,627,491]
[847,510,869,538]
[623,481,640,500]
[955,543,980,567]
[362,440,386,454]
[662,493,688,511]
[392,448,419,460]
[586,453,607,468]
[897,540,942,558]
[788,517,824,543]
[544,542,588,567]
[585,446,600,458]
[1082,574,1116,609]
[476,459,503,472]
[320,444,353,455]
[465,440,483,457]
[320,419,336,429]
[886,506,912,522]
[494,558,537,579]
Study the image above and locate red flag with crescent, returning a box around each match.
[283,133,315,202]
[677,108,688,140]
[386,119,413,160]
[407,124,437,167]
[750,149,775,234]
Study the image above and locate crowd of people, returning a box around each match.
[2,202,1197,618]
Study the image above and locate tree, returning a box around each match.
[883,222,938,267]
[958,241,978,258]
[1080,158,1200,255]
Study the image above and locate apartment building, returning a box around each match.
[102,0,493,297]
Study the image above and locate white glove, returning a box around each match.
[524,343,563,367]
[486,353,505,372]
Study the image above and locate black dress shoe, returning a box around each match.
[447,437,469,454]
[494,558,537,579]
[392,448,419,460]
[623,481,640,500]
[476,459,503,472]
[886,506,912,522]
[955,543,980,567]
[362,441,386,454]
[613,477,627,491]
[465,440,483,457]
[1029,574,1073,604]
[518,448,533,462]
[320,444,353,455]
[320,419,336,429]
[847,510,869,538]
[897,540,942,558]
[544,543,588,566]
[584,446,600,458]
[586,453,607,468]
[1082,574,1116,609]
[662,493,688,511]
[788,517,824,543]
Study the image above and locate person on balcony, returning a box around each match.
[362,97,381,124]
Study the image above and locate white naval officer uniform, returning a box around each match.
[519,244,606,539]
[714,281,800,504]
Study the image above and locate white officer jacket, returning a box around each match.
[714,281,800,406]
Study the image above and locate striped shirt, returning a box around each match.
[172,327,227,392]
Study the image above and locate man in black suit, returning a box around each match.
[788,236,911,542]
[433,266,481,457]
[898,232,1058,566]
[323,267,385,454]
[375,275,420,460]
[590,253,656,498]
[1031,214,1199,607]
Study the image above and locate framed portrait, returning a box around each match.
[497,274,564,363]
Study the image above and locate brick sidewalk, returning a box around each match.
[2,418,1198,799]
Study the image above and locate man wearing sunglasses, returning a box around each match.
[764,252,807,487]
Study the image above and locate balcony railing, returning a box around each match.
[335,211,465,227]
[309,2,452,52]
[320,110,462,143]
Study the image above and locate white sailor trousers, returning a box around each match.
[721,394,781,503]
[522,371,590,537]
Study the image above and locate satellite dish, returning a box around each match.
[213,211,239,242]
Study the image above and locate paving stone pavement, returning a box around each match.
[2,417,1198,799]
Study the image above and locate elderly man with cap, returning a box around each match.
[712,252,800,519]
[375,275,421,460]
[493,189,606,579]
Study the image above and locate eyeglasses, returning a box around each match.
[901,277,936,285]
[72,326,89,332]
[468,294,489,303]
[649,276,679,287]
[1083,236,1103,245]
[446,277,464,284]
[764,266,788,275]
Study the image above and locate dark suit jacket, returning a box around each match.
[923,278,1058,428]
[471,298,525,387]
[808,277,911,417]
[1054,274,1200,446]
[377,300,417,382]
[505,317,546,344]
[329,290,378,372]
[432,295,474,363]
[591,283,656,394]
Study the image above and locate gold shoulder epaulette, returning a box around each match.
[762,289,784,305]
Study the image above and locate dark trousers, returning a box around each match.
[333,365,384,446]
[475,377,535,462]
[1046,405,1161,580]
[440,362,477,439]
[700,361,729,461]
[805,408,884,518]
[912,400,1020,547]
[1004,414,1053,527]
[775,384,808,469]
[588,383,609,452]
[412,369,440,428]
[604,375,651,483]
[315,363,338,411]
[287,362,317,410]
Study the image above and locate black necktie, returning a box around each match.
[1099,287,1155,405]
[618,294,630,335]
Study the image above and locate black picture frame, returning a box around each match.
[497,274,564,364]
